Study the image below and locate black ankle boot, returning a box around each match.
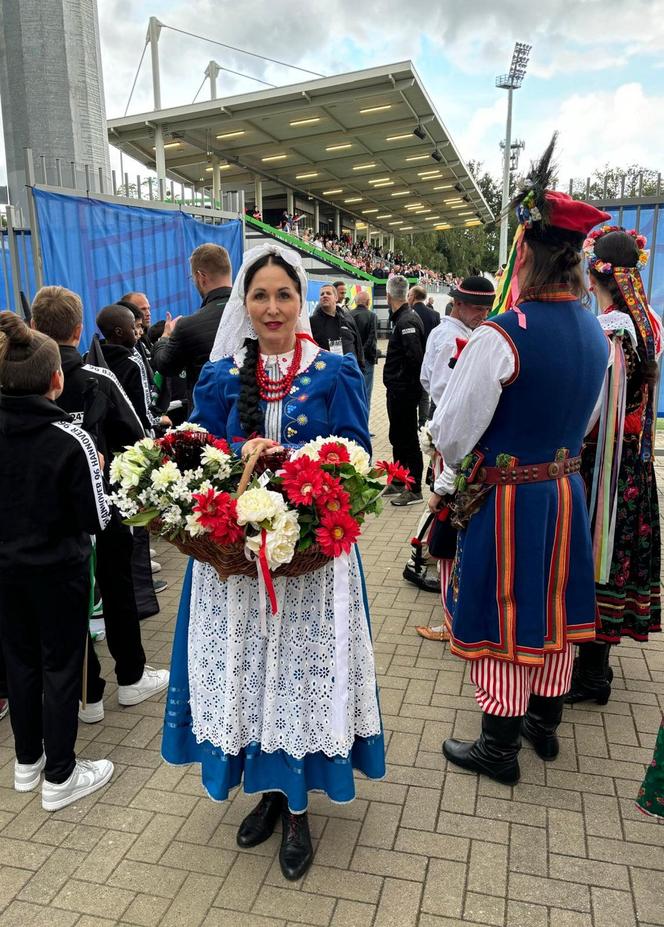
[403,562,440,593]
[237,792,283,848]
[279,809,313,881]
[442,713,522,785]
[522,694,564,759]
[565,643,612,705]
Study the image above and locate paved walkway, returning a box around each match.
[1,366,663,927]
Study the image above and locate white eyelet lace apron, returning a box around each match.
[187,352,381,759]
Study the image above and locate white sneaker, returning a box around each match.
[15,753,46,792]
[79,699,104,724]
[150,559,162,574]
[42,758,114,811]
[117,666,169,706]
[149,547,157,558]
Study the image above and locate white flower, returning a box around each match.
[151,460,181,490]
[185,512,210,537]
[418,423,435,457]
[201,445,232,478]
[236,486,287,526]
[245,510,300,569]
[171,422,207,433]
[162,505,184,527]
[292,435,371,475]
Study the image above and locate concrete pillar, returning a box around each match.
[286,189,294,214]
[254,175,263,213]
[0,0,111,214]
[334,209,341,236]
[313,201,320,233]
[352,226,357,243]
[389,234,395,251]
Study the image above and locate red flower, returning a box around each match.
[375,459,414,488]
[316,472,351,515]
[192,489,244,545]
[211,437,231,454]
[318,441,351,465]
[316,510,361,557]
[281,457,324,506]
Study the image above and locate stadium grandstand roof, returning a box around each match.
[107,61,494,236]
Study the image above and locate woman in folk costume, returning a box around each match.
[637,719,664,822]
[429,137,611,785]
[566,227,662,704]
[161,244,384,881]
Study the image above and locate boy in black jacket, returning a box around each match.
[0,312,114,810]
[95,304,168,435]
[31,287,169,722]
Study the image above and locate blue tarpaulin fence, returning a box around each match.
[33,189,243,346]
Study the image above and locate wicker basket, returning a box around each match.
[151,440,332,581]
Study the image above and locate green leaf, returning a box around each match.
[123,508,159,527]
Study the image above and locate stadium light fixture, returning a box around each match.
[431,149,443,162]
[405,154,430,162]
[386,133,411,141]
[388,220,403,225]
[262,154,288,162]
[326,143,353,151]
[322,188,343,195]
[353,162,377,170]
[432,184,453,191]
[368,177,391,184]
[361,208,379,213]
[496,41,532,263]
[215,130,245,140]
[413,124,427,140]
[375,213,392,218]
[360,104,392,114]
[344,197,363,203]
[372,181,395,187]
[400,226,414,230]
[290,116,321,126]
[404,202,423,208]
[390,191,411,197]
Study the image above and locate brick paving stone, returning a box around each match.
[252,886,335,925]
[357,800,401,848]
[506,900,549,927]
[549,911,593,927]
[160,873,225,927]
[420,858,466,918]
[591,886,638,927]
[0,866,32,912]
[463,891,506,926]
[630,866,664,925]
[329,899,375,927]
[50,878,135,919]
[508,824,548,876]
[467,840,508,897]
[373,876,423,927]
[508,873,591,912]
[401,785,439,831]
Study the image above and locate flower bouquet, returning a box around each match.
[110,424,411,584]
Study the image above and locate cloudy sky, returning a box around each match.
[2,0,664,187]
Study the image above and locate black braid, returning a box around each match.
[238,337,264,436]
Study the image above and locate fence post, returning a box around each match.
[98,166,105,194]
[4,206,23,313]
[148,177,153,200]
[71,161,77,189]
[137,175,142,199]
[40,155,47,184]
[124,172,130,197]
[85,164,91,193]
[23,149,44,289]
[56,158,63,187]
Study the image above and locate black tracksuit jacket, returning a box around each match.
[0,394,111,582]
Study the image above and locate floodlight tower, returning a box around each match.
[496,42,531,265]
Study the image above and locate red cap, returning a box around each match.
[545,191,611,235]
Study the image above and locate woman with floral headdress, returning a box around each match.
[566,227,663,705]
[161,243,384,881]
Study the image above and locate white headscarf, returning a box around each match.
[210,242,312,361]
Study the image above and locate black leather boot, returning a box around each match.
[565,643,612,705]
[442,713,522,786]
[522,694,565,759]
[236,792,283,848]
[403,562,440,593]
[279,809,313,881]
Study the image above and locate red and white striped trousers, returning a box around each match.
[469,644,574,717]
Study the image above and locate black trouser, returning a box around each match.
[0,572,89,783]
[131,527,159,621]
[386,388,424,492]
[86,514,146,702]
[0,643,7,698]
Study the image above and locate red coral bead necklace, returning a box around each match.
[256,337,302,402]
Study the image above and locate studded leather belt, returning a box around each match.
[477,455,582,485]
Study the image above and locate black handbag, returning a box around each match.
[427,506,458,560]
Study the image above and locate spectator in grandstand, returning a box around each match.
[151,243,233,399]
[310,284,365,372]
[32,286,169,723]
[0,312,113,810]
[383,274,425,506]
[351,290,378,407]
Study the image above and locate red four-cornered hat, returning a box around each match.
[545,191,611,235]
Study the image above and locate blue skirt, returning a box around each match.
[161,559,385,813]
